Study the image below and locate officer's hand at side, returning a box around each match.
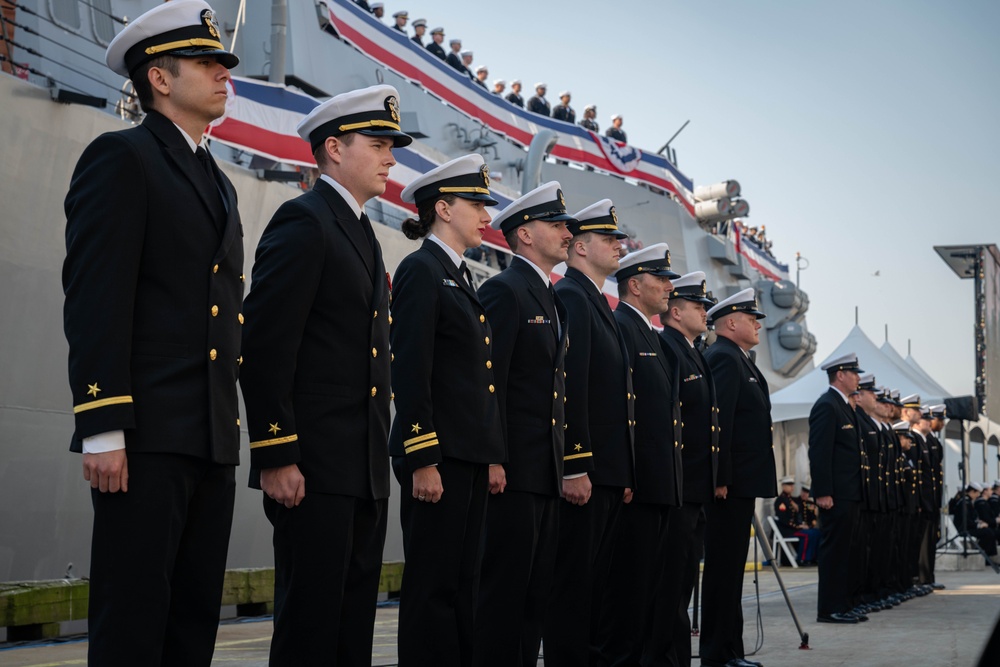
[83,450,128,493]
[413,466,444,503]
[715,485,728,500]
[488,464,507,495]
[816,495,834,510]
[261,464,305,508]
[563,474,592,506]
[623,487,633,504]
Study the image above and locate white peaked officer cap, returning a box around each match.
[780,476,794,485]
[393,10,408,18]
[669,271,713,305]
[819,353,863,374]
[511,79,521,86]
[568,199,628,239]
[615,243,680,282]
[400,154,498,207]
[431,26,445,34]
[707,288,765,325]
[493,79,505,87]
[534,82,547,89]
[412,18,427,27]
[929,404,947,418]
[611,113,623,121]
[105,0,239,78]
[297,84,412,151]
[450,38,462,45]
[490,181,576,234]
[900,394,921,408]
[993,480,1000,488]
[476,65,489,73]
[559,91,571,98]
[857,373,877,390]
[461,50,474,58]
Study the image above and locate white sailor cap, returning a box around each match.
[611,113,623,121]
[970,481,985,492]
[993,480,1000,489]
[900,394,922,409]
[559,90,571,98]
[493,79,506,87]
[476,65,489,73]
[534,81,547,89]
[857,373,877,391]
[568,199,628,239]
[615,243,679,282]
[490,181,575,234]
[105,0,239,78]
[461,50,474,58]
[297,84,412,151]
[669,271,713,305]
[780,476,794,485]
[370,2,384,9]
[511,79,521,86]
[819,353,863,374]
[400,154,497,207]
[392,10,408,18]
[707,288,765,324]
[412,18,427,28]
[431,26,445,34]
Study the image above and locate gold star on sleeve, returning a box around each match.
[411,423,422,434]
[87,383,101,397]
[573,443,583,452]
[268,422,281,435]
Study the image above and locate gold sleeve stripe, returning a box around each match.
[73,395,133,414]
[250,434,299,449]
[405,440,439,454]
[403,431,438,447]
[563,452,593,461]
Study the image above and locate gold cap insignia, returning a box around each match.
[665,249,671,266]
[386,95,401,123]
[202,9,221,39]
[557,189,566,209]
[480,163,490,189]
[610,206,619,226]
[701,280,707,291]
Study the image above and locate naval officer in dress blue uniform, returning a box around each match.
[809,353,866,624]
[646,271,719,667]
[544,199,635,666]
[474,182,574,667]
[63,2,242,664]
[240,85,411,665]
[700,288,775,667]
[426,27,447,59]
[389,154,505,666]
[597,244,683,665]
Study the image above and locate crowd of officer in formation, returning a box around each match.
[354,1,632,143]
[64,3,978,667]
[807,358,955,625]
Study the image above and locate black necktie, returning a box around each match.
[195,146,215,182]
[459,261,473,288]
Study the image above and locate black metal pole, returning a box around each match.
[752,513,810,649]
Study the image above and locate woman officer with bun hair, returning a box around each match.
[389,153,506,666]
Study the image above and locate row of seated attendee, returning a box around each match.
[355,2,633,143]
[950,481,1000,561]
[773,477,821,564]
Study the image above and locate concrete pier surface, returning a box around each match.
[2,565,998,666]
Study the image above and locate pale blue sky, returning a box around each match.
[407,0,999,395]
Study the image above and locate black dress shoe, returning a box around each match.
[817,613,859,624]
[851,610,869,622]
[723,659,762,667]
[931,582,945,590]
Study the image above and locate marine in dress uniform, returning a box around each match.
[552,91,576,124]
[389,155,505,666]
[606,114,627,142]
[426,27,447,59]
[596,244,683,665]
[646,271,720,667]
[410,18,427,46]
[808,353,866,624]
[579,104,599,132]
[506,79,525,107]
[392,10,408,33]
[473,182,574,667]
[700,288,775,667]
[240,85,411,665]
[63,3,242,664]
[543,199,635,666]
[527,82,551,116]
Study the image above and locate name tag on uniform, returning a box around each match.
[442,279,459,287]
[683,373,702,383]
[867,431,876,436]
[748,377,758,383]
[639,351,657,357]
[528,315,551,324]
[841,423,854,430]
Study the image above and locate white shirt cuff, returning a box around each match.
[82,430,126,454]
[563,472,587,480]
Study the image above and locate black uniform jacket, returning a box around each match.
[877,423,897,512]
[411,34,423,47]
[426,41,446,60]
[446,52,469,76]
[808,388,862,502]
[240,179,391,498]
[478,257,568,497]
[579,118,599,133]
[606,127,627,143]
[388,240,504,471]
[705,336,776,499]
[910,433,936,513]
[527,95,551,116]
[505,91,524,108]
[63,110,243,464]
[552,105,576,124]
[554,267,634,488]
[614,304,682,506]
[659,326,719,503]
[926,432,944,508]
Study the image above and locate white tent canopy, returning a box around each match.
[770,325,949,423]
